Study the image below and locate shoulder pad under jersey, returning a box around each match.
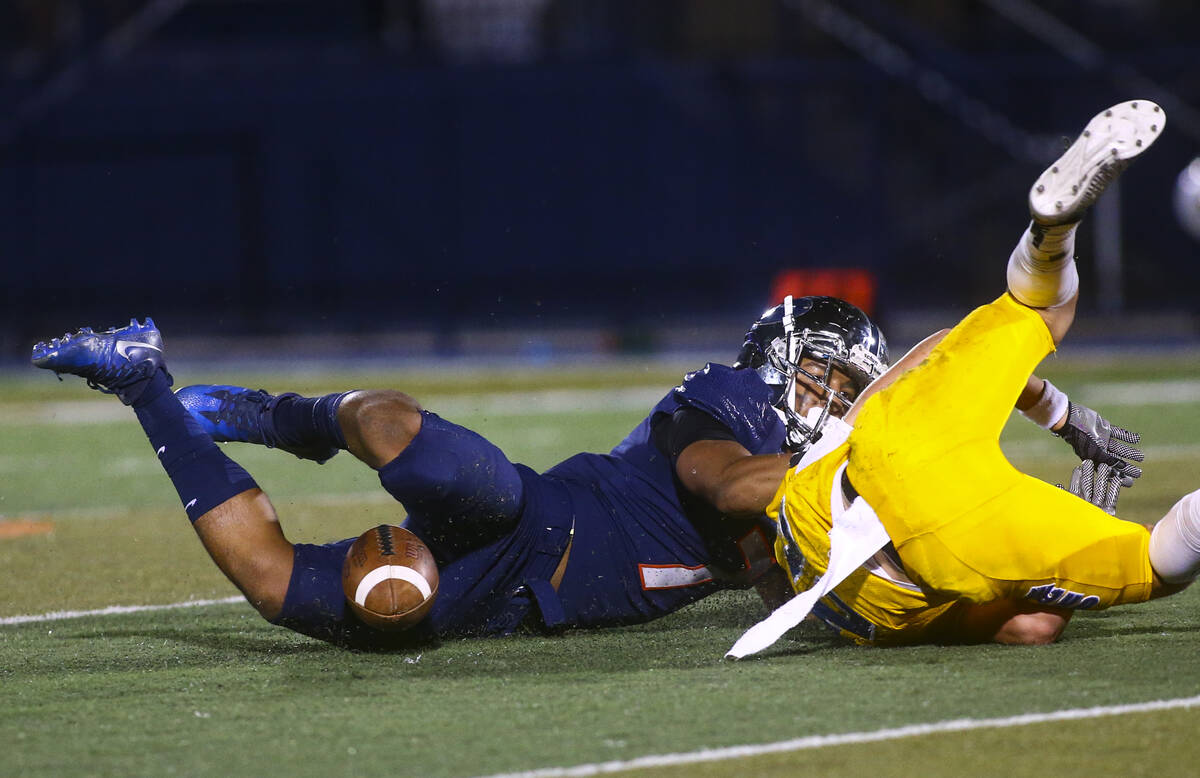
[672,364,783,452]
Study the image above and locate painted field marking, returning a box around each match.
[479,694,1200,778]
[4,591,1199,777]
[1080,379,1200,406]
[0,519,54,539]
[5,378,1200,428]
[0,596,244,626]
[1003,440,1200,460]
[0,386,669,427]
[1,489,395,523]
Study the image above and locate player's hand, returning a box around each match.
[1054,402,1144,484]
[1063,459,1126,515]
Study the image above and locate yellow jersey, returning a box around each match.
[771,294,1154,645]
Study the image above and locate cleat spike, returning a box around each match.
[1029,100,1165,225]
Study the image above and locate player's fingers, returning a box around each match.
[1115,461,1143,480]
[1094,463,1113,510]
[1069,462,1086,495]
[1102,474,1122,515]
[1111,426,1141,445]
[1076,460,1095,500]
[1108,439,1145,462]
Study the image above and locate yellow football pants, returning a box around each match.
[846,294,1153,609]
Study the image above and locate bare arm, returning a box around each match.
[673,440,793,609]
[753,565,796,611]
[1015,375,1047,415]
[675,440,790,518]
[1015,375,1069,431]
[954,600,1072,645]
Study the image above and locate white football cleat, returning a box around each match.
[1029,99,1165,225]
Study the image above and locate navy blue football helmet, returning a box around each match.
[734,295,888,454]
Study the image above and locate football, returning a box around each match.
[342,524,439,631]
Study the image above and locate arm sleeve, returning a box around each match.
[650,406,740,465]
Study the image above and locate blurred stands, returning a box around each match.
[2,1,1199,362]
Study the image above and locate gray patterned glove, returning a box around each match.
[1055,402,1144,485]
[1063,459,1126,515]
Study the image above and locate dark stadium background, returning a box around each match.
[2,0,1198,362]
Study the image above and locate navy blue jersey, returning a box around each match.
[275,364,786,648]
[555,363,786,625]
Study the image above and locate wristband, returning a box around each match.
[1021,379,1069,430]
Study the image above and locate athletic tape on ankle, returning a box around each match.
[1007,252,1079,308]
[1007,220,1080,308]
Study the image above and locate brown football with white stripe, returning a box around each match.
[342,524,439,631]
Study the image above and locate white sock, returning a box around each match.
[1149,491,1200,584]
[1006,220,1080,308]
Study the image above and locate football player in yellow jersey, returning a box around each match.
[726,99,1200,657]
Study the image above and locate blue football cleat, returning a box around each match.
[175,385,339,463]
[31,318,170,405]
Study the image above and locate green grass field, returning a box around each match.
[3,354,1200,777]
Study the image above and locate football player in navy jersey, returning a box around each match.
[30,297,880,647]
[31,295,1131,649]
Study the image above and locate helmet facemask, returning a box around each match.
[752,296,888,456]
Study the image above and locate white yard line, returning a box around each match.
[1004,441,1200,459]
[0,596,245,626]
[479,694,1200,778]
[1079,380,1200,406]
[1002,441,1200,460]
[0,489,395,521]
[0,387,668,426]
[5,593,1199,778]
[6,378,1200,428]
